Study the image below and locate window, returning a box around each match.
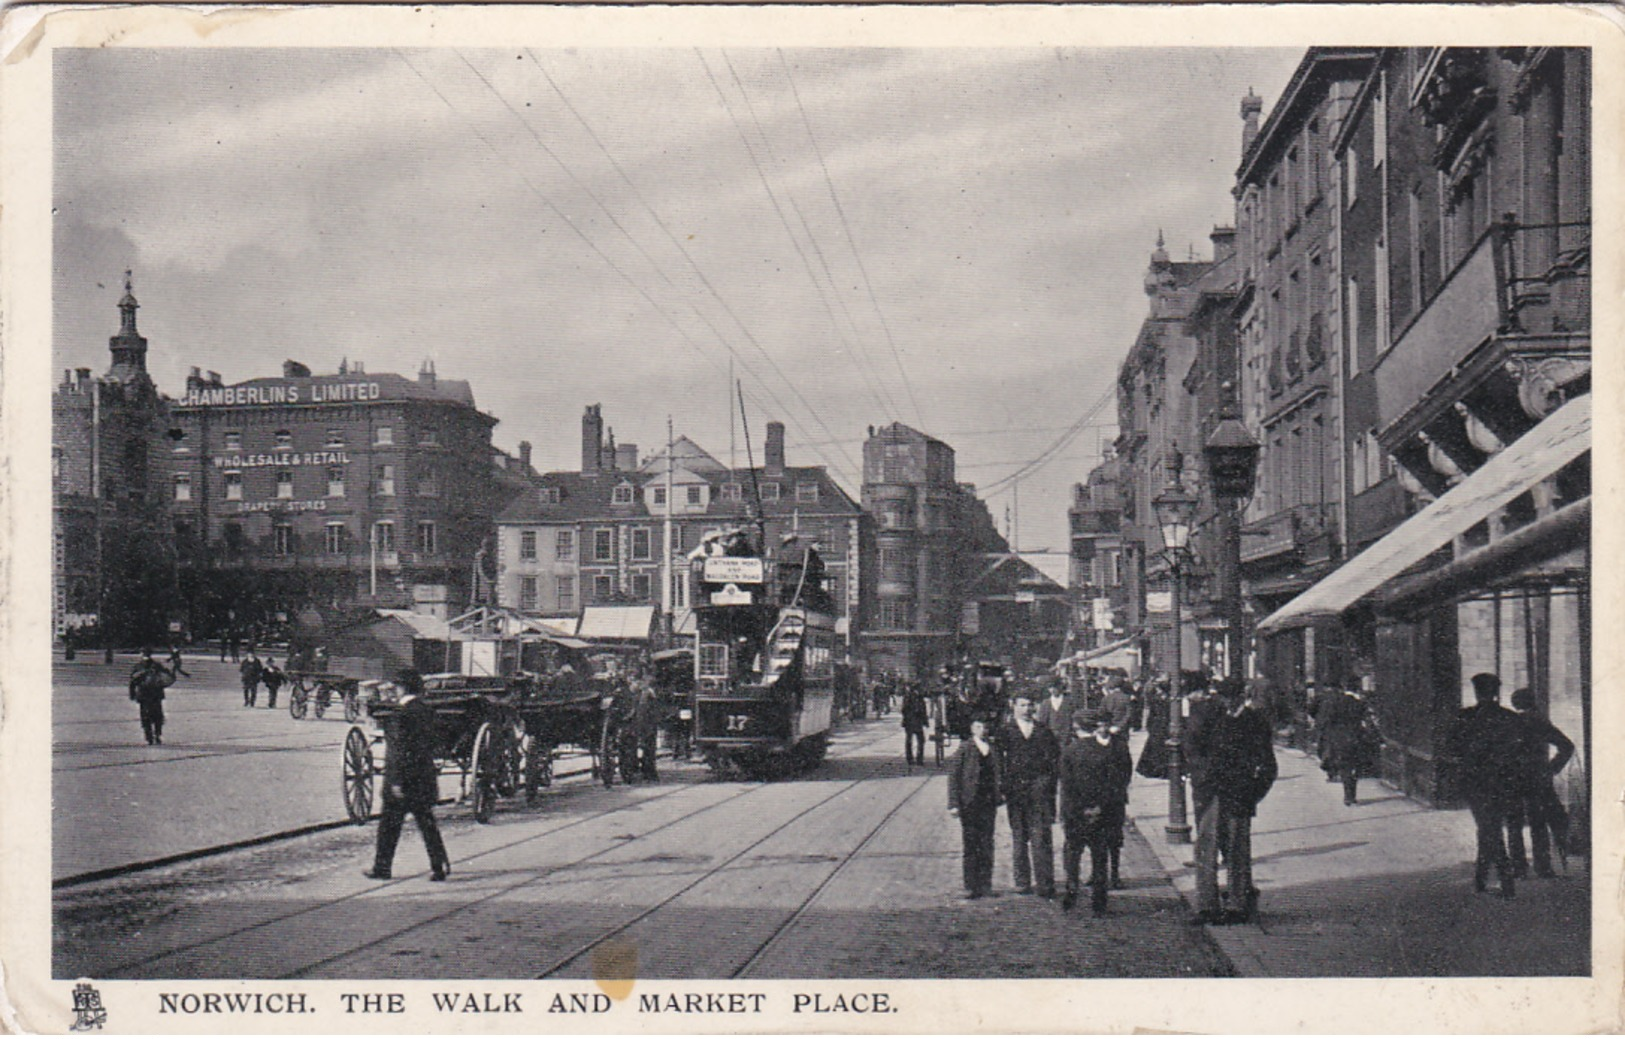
[877,600,910,630]
[374,426,393,446]
[325,429,344,449]
[699,643,729,679]
[417,520,437,556]
[1374,240,1392,353]
[1373,72,1388,163]
[326,467,345,497]
[520,530,537,560]
[540,486,562,504]
[686,485,703,505]
[593,573,614,602]
[652,486,667,506]
[520,576,538,611]
[276,470,294,499]
[224,470,243,501]
[273,524,293,557]
[631,527,652,561]
[759,482,780,501]
[1345,148,1359,208]
[1347,275,1362,374]
[593,529,613,562]
[325,522,348,554]
[670,568,688,609]
[224,431,243,451]
[417,469,440,497]
[418,428,439,446]
[376,464,395,496]
[373,520,395,554]
[796,483,819,503]
[631,572,653,600]
[173,474,192,502]
[721,483,742,502]
[612,483,634,505]
[555,530,574,561]
[274,429,293,449]
[556,576,575,612]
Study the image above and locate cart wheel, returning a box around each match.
[599,716,619,788]
[343,689,361,723]
[290,681,309,720]
[342,726,374,824]
[495,723,521,799]
[470,722,499,823]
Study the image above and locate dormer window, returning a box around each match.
[612,483,635,505]
[686,485,704,506]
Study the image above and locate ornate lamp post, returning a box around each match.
[1203,404,1261,688]
[1153,447,1199,843]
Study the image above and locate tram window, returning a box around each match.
[699,643,729,678]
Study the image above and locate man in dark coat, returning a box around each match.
[901,683,930,766]
[1185,678,1277,924]
[1100,677,1135,734]
[128,649,173,745]
[1445,672,1524,898]
[366,670,450,882]
[1058,709,1132,915]
[239,653,262,707]
[1321,682,1373,806]
[998,691,1060,898]
[947,714,1002,899]
[1509,687,1575,880]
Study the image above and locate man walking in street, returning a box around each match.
[1445,672,1525,899]
[261,656,284,710]
[129,649,174,746]
[1100,676,1135,734]
[1320,680,1374,806]
[239,652,262,707]
[1185,678,1277,925]
[166,644,190,679]
[947,714,1002,900]
[901,681,929,766]
[1058,709,1132,915]
[1509,687,1575,880]
[999,690,1060,899]
[365,669,450,882]
[1036,679,1077,747]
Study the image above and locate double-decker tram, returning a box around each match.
[691,529,837,777]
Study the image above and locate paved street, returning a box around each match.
[55,716,1228,980]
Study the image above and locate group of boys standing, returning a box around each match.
[947,683,1133,916]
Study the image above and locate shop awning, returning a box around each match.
[576,605,657,641]
[1255,393,1589,635]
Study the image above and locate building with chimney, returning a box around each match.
[495,406,867,649]
[167,356,506,634]
[52,273,177,647]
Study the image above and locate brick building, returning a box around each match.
[495,406,866,649]
[52,274,177,647]
[167,357,505,634]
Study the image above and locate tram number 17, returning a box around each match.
[726,714,751,732]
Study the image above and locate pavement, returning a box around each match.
[1124,729,1592,977]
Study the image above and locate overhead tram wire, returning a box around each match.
[697,49,901,443]
[393,50,836,482]
[718,51,905,427]
[418,49,859,486]
[516,49,864,483]
[778,50,926,431]
[976,382,1116,498]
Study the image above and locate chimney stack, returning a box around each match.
[617,442,638,472]
[1210,225,1237,262]
[518,440,532,470]
[765,421,786,475]
[1240,88,1264,157]
[581,404,604,474]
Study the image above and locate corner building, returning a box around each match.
[168,359,501,631]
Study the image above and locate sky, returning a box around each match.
[53,45,1303,555]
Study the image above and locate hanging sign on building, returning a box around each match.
[710,583,753,606]
[1146,590,1172,614]
[703,557,764,584]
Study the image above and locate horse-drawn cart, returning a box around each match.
[929,661,1013,766]
[340,670,617,825]
[288,671,367,722]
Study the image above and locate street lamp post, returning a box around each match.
[1203,401,1262,689]
[1153,447,1198,844]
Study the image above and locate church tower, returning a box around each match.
[107,270,152,387]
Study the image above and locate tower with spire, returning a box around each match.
[106,270,152,388]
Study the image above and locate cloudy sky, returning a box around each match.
[54,45,1301,554]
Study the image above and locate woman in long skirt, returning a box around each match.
[1136,677,1170,780]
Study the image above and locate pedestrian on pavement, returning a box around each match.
[1444,672,1525,899]
[128,648,175,746]
[948,714,1002,899]
[366,669,450,882]
[1320,680,1374,806]
[239,652,262,707]
[1058,709,1132,915]
[1100,677,1135,734]
[166,644,190,679]
[1128,678,1146,732]
[228,630,241,663]
[1185,678,1277,925]
[1036,679,1078,747]
[901,682,929,766]
[998,691,1060,898]
[1508,687,1575,879]
[261,656,284,710]
[1136,674,1171,780]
